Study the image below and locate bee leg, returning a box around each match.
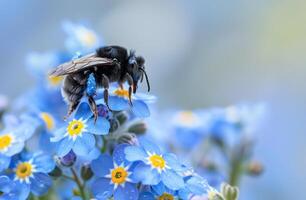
[119,82,124,89]
[125,73,133,106]
[64,101,80,120]
[101,74,112,111]
[88,96,98,123]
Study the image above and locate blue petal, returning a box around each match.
[11,182,30,200]
[138,192,155,200]
[91,178,114,199]
[186,176,207,195]
[131,100,150,118]
[91,154,113,177]
[57,137,74,157]
[30,173,52,196]
[75,102,93,120]
[152,182,175,196]
[140,139,161,155]
[113,182,138,200]
[73,133,95,156]
[5,141,24,157]
[0,155,10,172]
[178,188,190,199]
[109,96,129,111]
[152,182,166,196]
[113,144,130,165]
[161,170,184,191]
[164,153,184,172]
[39,132,58,155]
[50,127,66,142]
[124,146,147,162]
[33,153,55,173]
[0,176,13,193]
[86,118,110,135]
[80,147,100,162]
[132,162,160,185]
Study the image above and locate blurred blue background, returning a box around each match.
[0,0,305,199]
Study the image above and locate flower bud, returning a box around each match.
[221,183,239,200]
[117,133,139,145]
[97,104,109,118]
[247,161,263,176]
[115,111,128,125]
[81,164,93,181]
[48,166,62,178]
[73,189,81,196]
[109,118,120,132]
[208,190,224,200]
[128,122,147,135]
[60,150,76,167]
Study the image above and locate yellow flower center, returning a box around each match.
[16,162,33,180]
[40,112,55,131]
[0,134,12,151]
[158,193,174,200]
[111,167,128,185]
[176,111,200,126]
[149,154,166,169]
[67,120,85,136]
[48,76,63,86]
[114,88,130,99]
[78,29,97,47]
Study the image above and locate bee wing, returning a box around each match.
[49,53,114,76]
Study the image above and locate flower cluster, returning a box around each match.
[0,22,265,200]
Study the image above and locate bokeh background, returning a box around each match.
[0,0,305,199]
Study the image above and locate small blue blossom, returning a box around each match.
[139,182,179,200]
[10,152,55,197]
[0,114,37,168]
[62,21,101,53]
[108,85,156,118]
[0,175,29,200]
[91,145,139,200]
[170,110,210,149]
[50,102,110,157]
[124,139,184,190]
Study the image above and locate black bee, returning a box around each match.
[49,46,150,121]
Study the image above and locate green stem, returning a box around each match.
[228,157,243,186]
[101,136,107,153]
[62,174,75,181]
[70,167,86,200]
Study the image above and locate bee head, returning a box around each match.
[127,50,150,93]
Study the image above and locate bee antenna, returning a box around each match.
[140,72,144,83]
[140,68,150,92]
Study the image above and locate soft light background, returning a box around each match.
[0,0,305,199]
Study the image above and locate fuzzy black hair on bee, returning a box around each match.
[49,45,150,121]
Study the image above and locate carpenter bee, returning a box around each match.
[49,46,150,121]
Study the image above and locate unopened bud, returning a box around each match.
[115,111,128,125]
[201,160,218,171]
[208,190,224,200]
[247,161,263,176]
[81,164,93,181]
[97,104,109,118]
[60,150,76,167]
[117,133,139,145]
[221,183,239,200]
[48,166,62,178]
[109,118,120,132]
[73,188,81,196]
[128,122,147,135]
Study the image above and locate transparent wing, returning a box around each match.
[49,53,114,76]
